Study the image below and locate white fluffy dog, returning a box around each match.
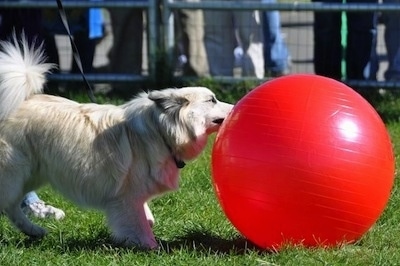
[0,35,233,249]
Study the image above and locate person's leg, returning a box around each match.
[108,9,143,75]
[262,0,290,76]
[71,30,96,73]
[234,7,264,78]
[346,0,378,80]
[383,0,400,80]
[22,191,65,220]
[312,0,342,79]
[204,9,235,76]
[178,5,210,77]
[106,8,143,93]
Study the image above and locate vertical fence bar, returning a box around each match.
[147,0,157,80]
[163,0,175,67]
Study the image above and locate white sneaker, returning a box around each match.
[22,200,65,220]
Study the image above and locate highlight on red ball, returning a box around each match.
[211,74,395,250]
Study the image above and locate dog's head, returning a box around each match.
[147,87,233,160]
[149,87,233,134]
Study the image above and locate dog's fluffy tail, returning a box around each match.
[0,33,53,120]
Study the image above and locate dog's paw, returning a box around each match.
[129,235,158,250]
[137,238,158,250]
[115,233,158,250]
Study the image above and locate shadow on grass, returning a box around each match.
[357,89,400,123]
[159,230,270,255]
[17,229,270,255]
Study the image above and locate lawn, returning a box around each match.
[1,86,400,265]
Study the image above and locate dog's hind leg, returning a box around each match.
[4,203,47,238]
[0,168,47,238]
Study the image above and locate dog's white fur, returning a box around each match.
[0,35,233,249]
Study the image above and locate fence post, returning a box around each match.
[148,0,158,80]
[163,0,175,68]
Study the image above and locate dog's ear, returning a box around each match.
[148,90,189,112]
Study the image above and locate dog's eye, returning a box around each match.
[208,96,217,104]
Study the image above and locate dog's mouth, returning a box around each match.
[207,118,225,134]
[213,118,224,125]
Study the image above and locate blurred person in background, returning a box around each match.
[204,0,264,78]
[382,0,400,81]
[174,0,209,77]
[42,6,104,76]
[107,2,144,82]
[262,0,291,77]
[312,0,378,81]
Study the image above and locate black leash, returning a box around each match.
[56,0,97,103]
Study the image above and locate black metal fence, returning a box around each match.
[2,0,400,89]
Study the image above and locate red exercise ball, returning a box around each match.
[212,74,395,250]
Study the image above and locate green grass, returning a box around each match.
[2,89,400,265]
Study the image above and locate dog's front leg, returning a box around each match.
[106,199,157,249]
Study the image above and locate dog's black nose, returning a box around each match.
[213,118,224,124]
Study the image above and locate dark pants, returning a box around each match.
[42,9,96,74]
[312,0,378,80]
[44,30,96,74]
